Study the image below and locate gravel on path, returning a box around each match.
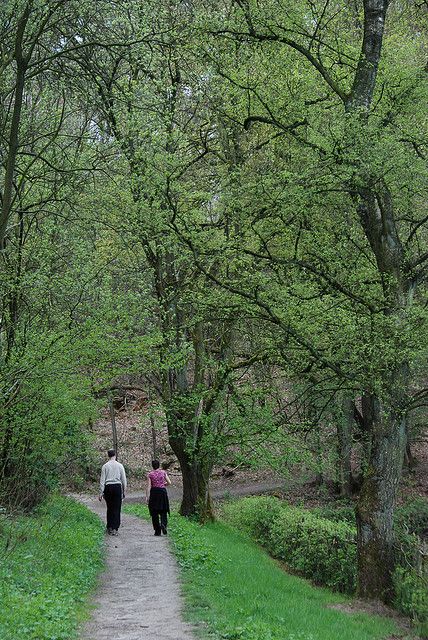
[78,496,196,640]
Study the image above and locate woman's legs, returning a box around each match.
[150,510,161,535]
[160,511,168,534]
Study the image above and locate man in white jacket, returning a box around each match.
[99,449,127,535]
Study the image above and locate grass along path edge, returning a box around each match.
[125,504,406,640]
[0,495,105,640]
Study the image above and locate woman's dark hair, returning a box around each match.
[151,459,160,469]
[108,449,116,458]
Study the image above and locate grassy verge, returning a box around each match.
[125,504,400,640]
[220,496,427,636]
[0,495,104,640]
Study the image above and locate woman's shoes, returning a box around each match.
[161,525,167,535]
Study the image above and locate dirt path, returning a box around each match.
[78,496,195,640]
[125,479,286,504]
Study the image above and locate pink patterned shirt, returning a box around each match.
[148,469,167,488]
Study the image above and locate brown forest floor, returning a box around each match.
[80,399,428,508]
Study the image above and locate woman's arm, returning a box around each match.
[146,476,151,502]
[165,472,171,486]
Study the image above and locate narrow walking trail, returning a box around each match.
[78,496,195,640]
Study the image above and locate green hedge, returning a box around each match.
[0,495,104,640]
[222,497,356,593]
[393,566,428,637]
[222,496,428,634]
[311,504,355,525]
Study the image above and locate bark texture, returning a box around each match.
[356,389,407,599]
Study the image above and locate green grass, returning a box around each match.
[125,504,402,640]
[0,495,104,640]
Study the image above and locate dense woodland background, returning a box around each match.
[1,0,428,610]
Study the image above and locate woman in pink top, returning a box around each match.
[146,460,171,535]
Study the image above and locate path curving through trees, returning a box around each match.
[78,496,195,640]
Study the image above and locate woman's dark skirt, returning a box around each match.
[148,487,170,514]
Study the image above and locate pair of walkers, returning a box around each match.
[99,451,171,536]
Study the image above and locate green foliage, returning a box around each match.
[393,566,428,637]
[0,495,104,640]
[395,498,428,540]
[0,356,97,509]
[311,505,356,525]
[127,504,398,640]
[313,498,428,540]
[224,497,428,631]
[222,497,356,593]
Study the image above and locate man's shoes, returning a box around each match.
[111,529,119,536]
[161,525,167,535]
[154,531,161,536]
[106,528,113,535]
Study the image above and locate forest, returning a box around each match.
[1,1,428,638]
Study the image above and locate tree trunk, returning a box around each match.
[109,397,118,458]
[179,456,213,521]
[356,385,407,600]
[403,419,416,472]
[0,9,29,249]
[168,425,214,521]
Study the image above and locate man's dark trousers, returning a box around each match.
[104,483,122,530]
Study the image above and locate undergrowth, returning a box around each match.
[0,495,104,640]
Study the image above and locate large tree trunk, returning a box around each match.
[168,423,214,521]
[178,456,213,521]
[356,387,407,600]
[0,9,29,249]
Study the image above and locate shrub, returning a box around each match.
[222,497,356,593]
[311,505,355,525]
[393,565,428,637]
[0,373,96,511]
[313,498,428,541]
[223,496,428,630]
[395,498,428,540]
[267,506,356,593]
[221,496,283,544]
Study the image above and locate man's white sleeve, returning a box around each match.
[100,465,106,495]
[120,465,127,494]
